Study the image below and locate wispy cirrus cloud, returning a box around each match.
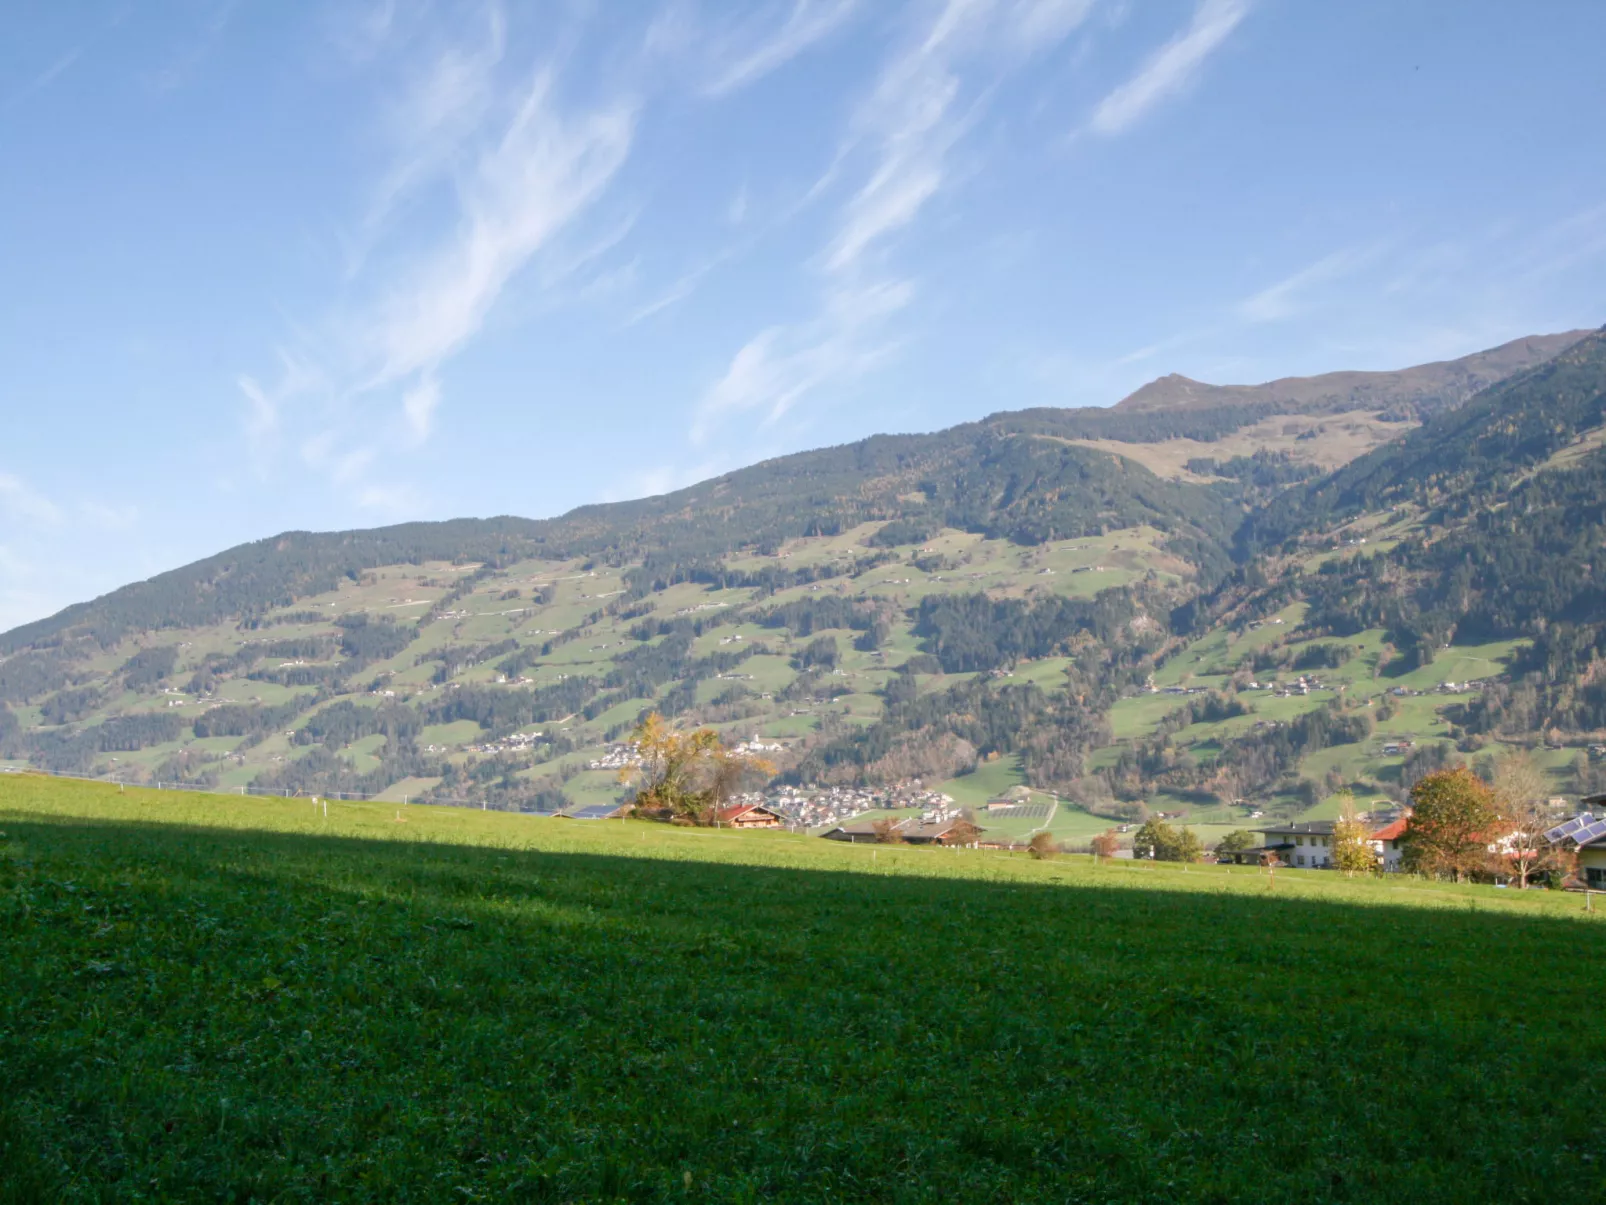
[1238,244,1379,323]
[695,0,1092,441]
[0,471,64,526]
[239,7,637,503]
[147,0,242,92]
[362,68,635,439]
[4,47,81,109]
[692,278,914,441]
[1088,0,1249,136]
[702,0,862,96]
[0,470,148,631]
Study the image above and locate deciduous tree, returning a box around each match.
[1493,749,1554,889]
[1214,830,1257,857]
[620,713,774,826]
[1132,818,1173,860]
[1331,796,1377,877]
[1132,819,1203,862]
[944,819,982,846]
[1401,767,1498,881]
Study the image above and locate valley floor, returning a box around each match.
[3,776,1602,1201]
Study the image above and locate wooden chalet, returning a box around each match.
[717,802,785,829]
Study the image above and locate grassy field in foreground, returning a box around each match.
[3,775,1604,1202]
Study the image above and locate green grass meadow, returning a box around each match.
[3,774,1604,1202]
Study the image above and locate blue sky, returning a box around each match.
[2,0,1603,631]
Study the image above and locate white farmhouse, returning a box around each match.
[1256,820,1338,868]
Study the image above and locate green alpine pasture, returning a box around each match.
[3,774,1603,1202]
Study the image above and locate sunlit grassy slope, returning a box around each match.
[3,774,1604,1202]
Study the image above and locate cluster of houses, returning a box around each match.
[1214,801,1606,883]
[1215,819,1411,871]
[586,745,641,772]
[555,782,1606,889]
[459,730,546,757]
[762,782,958,829]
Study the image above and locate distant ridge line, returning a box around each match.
[1111,329,1592,414]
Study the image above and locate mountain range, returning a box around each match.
[4,326,1603,841]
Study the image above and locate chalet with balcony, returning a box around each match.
[1255,820,1339,868]
[717,802,785,829]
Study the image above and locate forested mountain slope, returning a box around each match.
[1240,328,1606,551]
[1191,326,1606,734]
[4,426,1237,657]
[7,333,1577,656]
[3,327,1603,838]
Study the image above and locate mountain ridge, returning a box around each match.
[5,324,1606,829]
[1112,330,1589,417]
[5,330,1587,654]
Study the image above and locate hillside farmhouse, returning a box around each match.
[1367,816,1409,870]
[717,802,785,829]
[1255,820,1338,868]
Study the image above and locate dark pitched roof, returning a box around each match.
[823,819,890,836]
[900,821,963,840]
[1257,820,1338,836]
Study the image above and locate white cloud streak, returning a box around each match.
[1088,0,1249,136]
[3,45,83,110]
[240,9,638,490]
[0,472,64,525]
[365,70,635,397]
[693,279,914,440]
[696,0,1090,441]
[1239,245,1376,323]
[703,0,862,95]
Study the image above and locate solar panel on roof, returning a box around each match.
[1545,814,1593,843]
[565,804,617,819]
[1573,818,1606,846]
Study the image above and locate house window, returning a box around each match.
[1297,855,1306,866]
[1587,867,1606,889]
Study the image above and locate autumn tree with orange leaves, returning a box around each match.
[619,713,775,826]
[1400,767,1498,881]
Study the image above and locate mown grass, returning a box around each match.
[2,774,1604,1203]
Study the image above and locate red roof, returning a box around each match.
[1369,817,1410,842]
